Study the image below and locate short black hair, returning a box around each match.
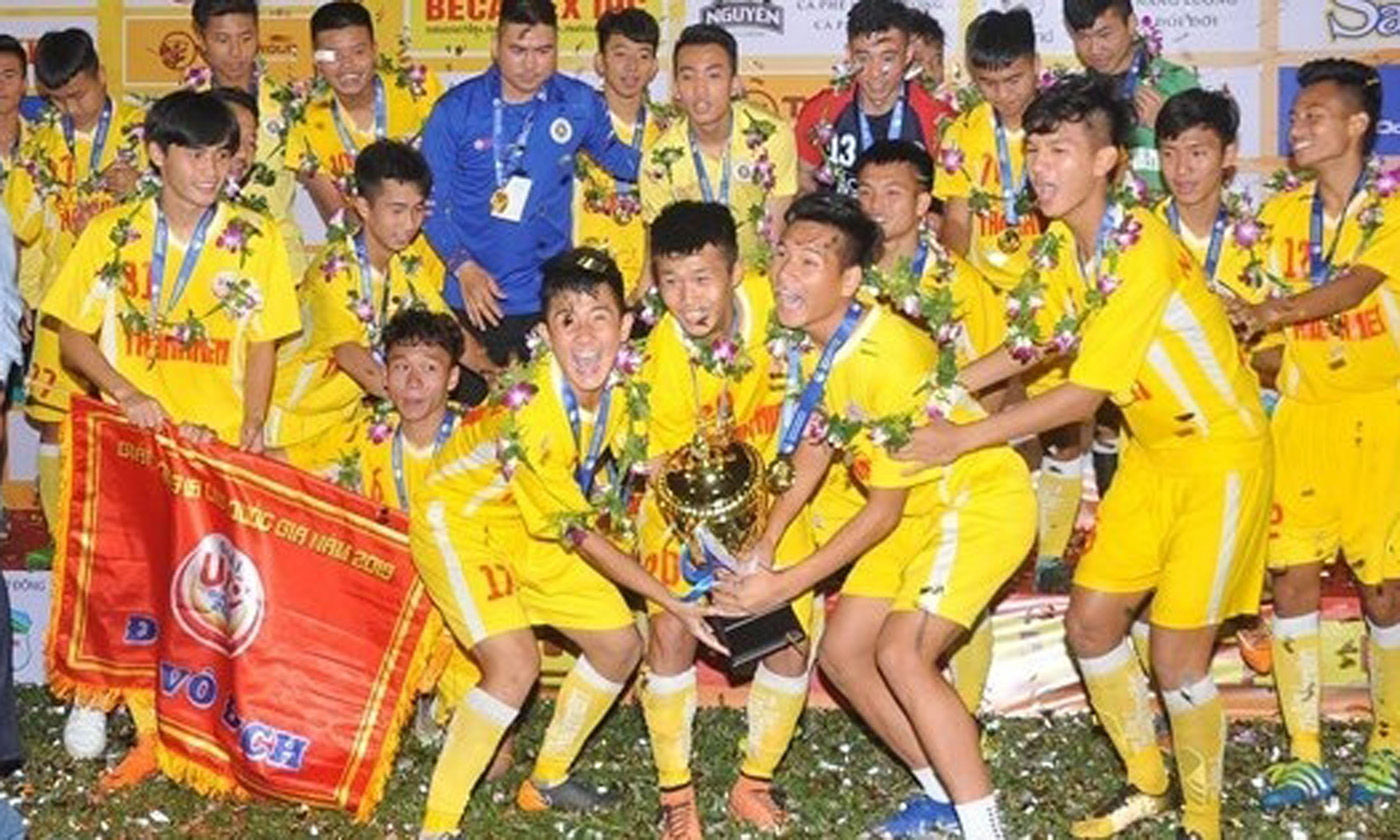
[0,36,27,73]
[784,192,882,270]
[674,24,736,75]
[34,29,99,91]
[846,0,907,42]
[144,90,240,157]
[1298,58,1383,156]
[211,85,259,122]
[355,139,432,201]
[967,7,1035,71]
[1064,0,1133,32]
[382,308,464,362]
[596,8,658,51]
[311,1,374,41]
[1155,88,1238,148]
[541,247,626,314]
[650,201,738,270]
[192,0,259,30]
[499,0,557,29]
[903,7,944,46]
[1025,73,1134,149]
[854,140,933,192]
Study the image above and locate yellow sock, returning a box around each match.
[126,692,156,736]
[37,443,61,542]
[1272,612,1322,764]
[434,648,482,719]
[1037,455,1082,559]
[1129,619,1152,677]
[740,663,808,779]
[1078,640,1168,795]
[950,616,992,715]
[1367,619,1400,754]
[641,666,697,788]
[1164,677,1225,840]
[422,688,519,833]
[532,655,625,785]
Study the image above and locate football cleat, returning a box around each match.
[868,792,960,838]
[1069,782,1175,838]
[1259,759,1334,811]
[1349,749,1400,806]
[516,776,620,812]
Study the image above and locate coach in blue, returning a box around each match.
[421,0,639,400]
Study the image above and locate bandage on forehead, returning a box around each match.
[313,49,338,64]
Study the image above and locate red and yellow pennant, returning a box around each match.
[47,397,434,819]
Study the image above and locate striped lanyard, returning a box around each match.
[993,113,1029,225]
[332,76,387,158]
[776,302,864,458]
[1308,173,1366,286]
[857,87,905,151]
[1167,201,1229,282]
[150,202,218,325]
[616,105,647,197]
[63,97,113,179]
[561,382,612,497]
[690,125,731,204]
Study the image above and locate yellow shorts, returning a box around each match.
[1075,442,1272,629]
[836,450,1035,629]
[1269,390,1400,585]
[637,489,818,637]
[411,504,634,648]
[25,316,89,425]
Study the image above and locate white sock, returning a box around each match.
[954,793,1006,840]
[912,766,950,803]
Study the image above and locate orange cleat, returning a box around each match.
[658,783,703,840]
[727,774,788,833]
[98,736,158,793]
[1236,621,1273,675]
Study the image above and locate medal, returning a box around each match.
[766,455,795,494]
[490,188,509,214]
[997,228,1022,254]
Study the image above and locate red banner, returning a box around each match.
[47,398,434,818]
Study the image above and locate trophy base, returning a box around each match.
[708,605,806,672]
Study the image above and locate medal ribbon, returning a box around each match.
[775,302,865,458]
[994,113,1029,226]
[857,87,905,151]
[332,76,387,158]
[690,125,731,204]
[1119,45,1148,101]
[911,237,930,279]
[63,97,113,180]
[352,231,394,356]
[150,201,219,326]
[561,380,613,497]
[492,85,543,190]
[391,408,456,510]
[1308,172,1366,287]
[1166,201,1229,283]
[616,105,647,197]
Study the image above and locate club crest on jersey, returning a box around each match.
[171,533,266,658]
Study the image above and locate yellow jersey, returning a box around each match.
[320,408,462,511]
[418,351,643,542]
[1032,208,1267,462]
[932,102,1044,292]
[641,99,797,270]
[6,98,148,307]
[268,234,448,449]
[640,271,785,460]
[574,104,667,297]
[285,67,441,193]
[1259,174,1400,403]
[40,198,300,444]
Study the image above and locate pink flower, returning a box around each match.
[213,274,233,299]
[1097,273,1122,296]
[1377,168,1400,199]
[172,322,193,345]
[939,147,965,174]
[216,221,248,252]
[804,412,829,443]
[1006,296,1023,317]
[119,226,142,246]
[815,122,835,145]
[182,65,212,89]
[932,321,961,345]
[368,420,392,444]
[502,381,538,410]
[1233,217,1262,249]
[321,253,348,281]
[711,337,737,365]
[1112,216,1143,250]
[1031,249,1057,271]
[900,294,922,318]
[408,64,427,84]
[1008,336,1038,363]
[1050,330,1079,354]
[1124,173,1150,206]
[352,297,375,323]
[614,344,644,377]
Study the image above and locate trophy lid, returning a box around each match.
[656,435,767,553]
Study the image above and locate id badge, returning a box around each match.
[490,175,532,223]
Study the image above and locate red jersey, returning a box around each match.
[794,81,954,193]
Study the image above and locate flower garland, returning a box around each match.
[578,99,676,225]
[1262,159,1400,285]
[319,236,431,350]
[103,199,268,350]
[23,104,144,201]
[647,107,782,265]
[1004,193,1145,363]
[491,343,652,544]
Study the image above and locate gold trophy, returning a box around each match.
[655,424,806,671]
